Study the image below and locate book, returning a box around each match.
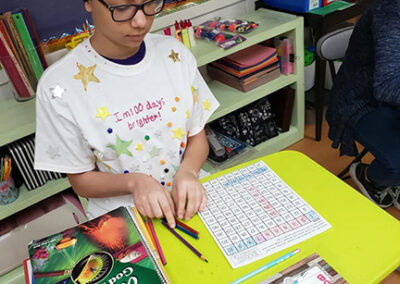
[259,253,348,284]
[2,12,37,90]
[12,12,44,80]
[28,206,170,284]
[207,63,280,92]
[0,31,35,100]
[23,258,34,284]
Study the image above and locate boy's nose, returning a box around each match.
[130,9,147,28]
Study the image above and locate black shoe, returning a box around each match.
[350,163,393,208]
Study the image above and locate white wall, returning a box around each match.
[152,0,257,33]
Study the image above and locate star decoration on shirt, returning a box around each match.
[169,49,180,63]
[167,150,176,159]
[202,99,211,110]
[136,142,143,151]
[107,135,133,157]
[50,84,66,99]
[46,146,61,160]
[95,106,111,121]
[172,127,185,140]
[186,110,190,119]
[73,63,100,91]
[191,86,199,103]
[148,146,161,158]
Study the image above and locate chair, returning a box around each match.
[316,25,368,180]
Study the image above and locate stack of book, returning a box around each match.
[207,44,280,92]
[0,9,47,101]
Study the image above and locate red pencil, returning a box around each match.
[175,219,199,235]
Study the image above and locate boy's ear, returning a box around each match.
[85,0,93,13]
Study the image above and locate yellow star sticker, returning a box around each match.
[169,49,180,63]
[186,110,190,119]
[95,106,111,121]
[73,63,100,91]
[136,143,143,151]
[172,127,185,140]
[202,99,211,110]
[191,86,199,103]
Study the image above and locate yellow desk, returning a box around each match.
[153,151,400,283]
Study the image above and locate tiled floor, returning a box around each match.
[285,121,400,283]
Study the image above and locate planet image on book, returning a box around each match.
[34,251,114,284]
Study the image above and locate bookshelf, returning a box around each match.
[0,8,304,283]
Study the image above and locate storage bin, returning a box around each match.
[263,0,322,13]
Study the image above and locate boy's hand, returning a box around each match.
[172,169,207,220]
[131,173,176,227]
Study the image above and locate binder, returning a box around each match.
[12,12,44,80]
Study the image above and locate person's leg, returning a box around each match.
[350,106,400,207]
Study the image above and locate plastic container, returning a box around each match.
[263,0,322,13]
[0,176,19,205]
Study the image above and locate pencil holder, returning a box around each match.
[0,176,19,205]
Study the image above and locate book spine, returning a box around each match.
[127,207,170,284]
[12,12,43,80]
[21,9,48,69]
[0,32,35,100]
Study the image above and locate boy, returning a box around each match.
[34,0,219,228]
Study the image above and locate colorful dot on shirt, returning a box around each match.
[124,170,129,174]
[179,150,183,155]
[166,182,171,186]
[167,122,173,127]
[107,128,113,133]
[164,168,169,173]
[175,97,180,102]
[180,142,186,148]
[145,135,150,141]
[172,107,177,112]
[160,160,165,165]
[161,181,165,186]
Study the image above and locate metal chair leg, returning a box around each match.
[338,148,369,180]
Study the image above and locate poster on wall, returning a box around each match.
[158,0,211,17]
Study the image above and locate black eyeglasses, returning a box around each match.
[97,0,164,22]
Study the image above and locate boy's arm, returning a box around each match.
[68,171,176,227]
[172,129,209,220]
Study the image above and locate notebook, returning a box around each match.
[28,206,170,284]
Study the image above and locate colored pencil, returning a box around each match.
[162,217,199,235]
[175,224,199,239]
[148,218,167,266]
[145,219,157,247]
[230,249,300,284]
[161,221,208,263]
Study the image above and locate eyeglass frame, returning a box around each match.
[96,0,165,22]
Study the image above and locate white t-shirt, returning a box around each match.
[34,34,219,218]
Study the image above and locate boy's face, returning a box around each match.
[85,0,155,54]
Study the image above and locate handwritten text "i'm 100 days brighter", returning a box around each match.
[113,98,165,130]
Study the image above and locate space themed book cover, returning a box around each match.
[28,206,169,284]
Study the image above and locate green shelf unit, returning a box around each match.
[208,74,297,122]
[203,125,302,173]
[0,178,70,220]
[0,98,36,148]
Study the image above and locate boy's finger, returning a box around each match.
[199,189,208,211]
[165,191,176,216]
[175,189,187,219]
[184,191,197,220]
[160,198,175,228]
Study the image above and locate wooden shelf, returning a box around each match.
[0,178,70,220]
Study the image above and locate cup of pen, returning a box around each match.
[0,176,19,205]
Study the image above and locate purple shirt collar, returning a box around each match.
[104,42,146,65]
